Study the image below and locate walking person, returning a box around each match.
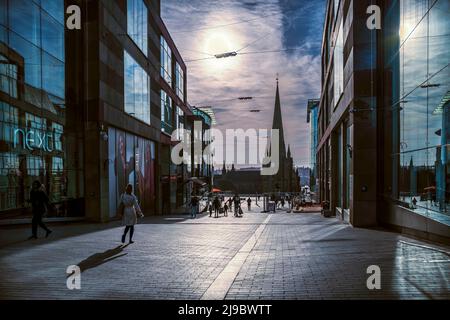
[120,184,144,244]
[228,197,233,211]
[190,194,199,219]
[224,203,229,216]
[28,181,52,240]
[213,196,220,218]
[233,194,241,217]
[208,198,213,217]
[247,197,252,211]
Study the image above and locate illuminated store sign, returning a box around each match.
[13,128,55,152]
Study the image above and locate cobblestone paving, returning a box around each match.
[0,210,448,300]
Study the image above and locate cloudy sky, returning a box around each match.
[162,0,326,168]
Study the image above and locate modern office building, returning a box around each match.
[0,0,210,222]
[317,0,449,241]
[307,99,320,197]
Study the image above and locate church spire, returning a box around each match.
[222,160,226,175]
[271,78,286,157]
[287,144,291,158]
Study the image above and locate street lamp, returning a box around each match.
[214,51,238,59]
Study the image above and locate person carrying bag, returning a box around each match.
[119,184,144,244]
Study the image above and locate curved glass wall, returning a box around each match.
[384,0,450,224]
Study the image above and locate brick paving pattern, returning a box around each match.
[0,208,448,299]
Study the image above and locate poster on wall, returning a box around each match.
[108,128,156,216]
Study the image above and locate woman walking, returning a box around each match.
[120,184,144,244]
[28,181,52,239]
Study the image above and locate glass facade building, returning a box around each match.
[383,0,450,223]
[318,0,449,238]
[307,99,319,194]
[0,0,84,217]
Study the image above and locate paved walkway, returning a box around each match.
[0,207,449,300]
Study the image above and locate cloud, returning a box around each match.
[162,0,325,167]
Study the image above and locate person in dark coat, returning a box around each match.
[247,197,252,211]
[223,203,229,216]
[28,181,52,239]
[213,196,221,218]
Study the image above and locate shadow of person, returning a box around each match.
[77,244,129,273]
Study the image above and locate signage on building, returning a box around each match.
[13,128,55,152]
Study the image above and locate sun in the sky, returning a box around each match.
[202,28,242,73]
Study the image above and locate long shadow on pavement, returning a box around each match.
[77,244,129,273]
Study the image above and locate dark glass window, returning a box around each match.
[42,52,65,99]
[124,51,150,124]
[127,0,148,56]
[41,0,65,24]
[9,0,41,47]
[9,32,42,90]
[161,90,172,133]
[0,54,18,98]
[175,62,184,100]
[41,11,65,62]
[161,36,172,85]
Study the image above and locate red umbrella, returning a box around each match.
[212,188,222,193]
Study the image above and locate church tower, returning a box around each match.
[264,78,289,193]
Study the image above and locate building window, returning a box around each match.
[127,0,148,56]
[161,90,172,133]
[0,55,18,98]
[0,103,18,144]
[333,19,344,107]
[161,36,172,85]
[52,123,63,152]
[175,106,184,140]
[124,51,150,124]
[175,62,184,100]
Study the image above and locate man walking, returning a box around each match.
[233,194,241,217]
[190,194,199,219]
[28,181,52,239]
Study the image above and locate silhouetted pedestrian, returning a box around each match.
[28,181,52,240]
[190,194,199,219]
[247,197,252,211]
[233,194,242,217]
[208,198,213,217]
[213,196,220,218]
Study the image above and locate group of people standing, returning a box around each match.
[273,194,292,210]
[189,193,256,219]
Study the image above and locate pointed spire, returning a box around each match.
[287,144,291,158]
[271,77,286,157]
[222,160,226,175]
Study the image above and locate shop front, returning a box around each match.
[0,0,84,219]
